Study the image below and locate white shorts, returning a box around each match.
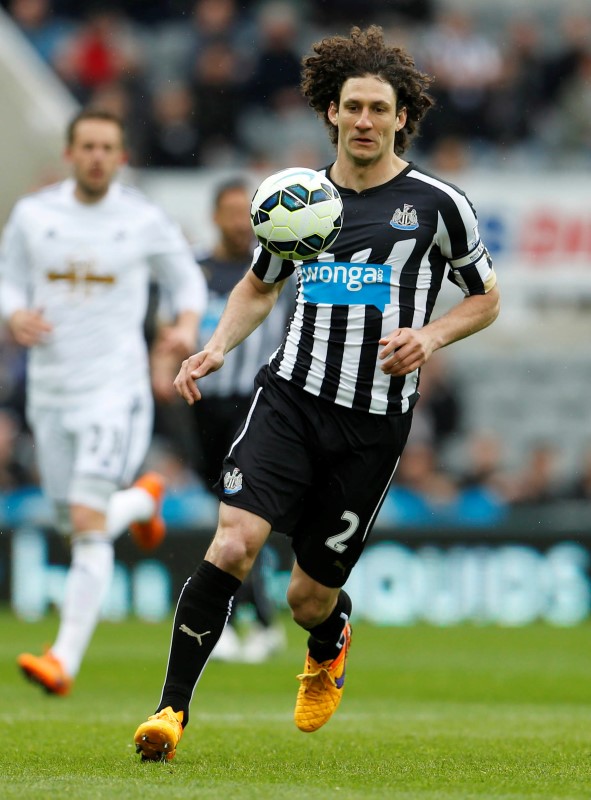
[28,390,154,514]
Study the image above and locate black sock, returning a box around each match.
[156,560,241,726]
[306,590,352,663]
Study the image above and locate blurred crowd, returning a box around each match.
[3,0,591,173]
[381,353,591,527]
[1,0,591,527]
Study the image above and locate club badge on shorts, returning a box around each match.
[223,467,243,495]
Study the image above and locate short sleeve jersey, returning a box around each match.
[251,162,496,415]
[0,179,206,408]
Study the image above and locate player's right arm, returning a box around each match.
[0,202,53,347]
[174,269,284,405]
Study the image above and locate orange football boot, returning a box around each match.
[17,649,72,696]
[129,472,166,550]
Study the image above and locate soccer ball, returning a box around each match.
[250,167,343,261]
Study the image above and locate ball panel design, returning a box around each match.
[285,183,309,204]
[260,192,281,212]
[253,209,270,225]
[322,227,341,250]
[280,192,306,212]
[310,187,332,204]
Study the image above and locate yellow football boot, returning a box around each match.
[134,706,184,761]
[294,622,352,733]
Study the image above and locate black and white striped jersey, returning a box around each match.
[251,162,496,416]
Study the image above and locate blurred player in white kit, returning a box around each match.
[0,109,207,695]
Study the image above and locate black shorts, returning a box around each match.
[214,367,412,588]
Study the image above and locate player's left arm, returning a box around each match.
[153,253,207,348]
[379,284,500,376]
[147,207,208,340]
[146,209,209,399]
[381,194,499,377]
[150,308,201,402]
[148,259,206,401]
[154,309,200,359]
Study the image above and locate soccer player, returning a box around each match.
[134,25,500,761]
[0,109,207,696]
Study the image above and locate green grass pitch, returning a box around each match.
[1,608,591,799]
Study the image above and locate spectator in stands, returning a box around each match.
[53,6,145,104]
[239,2,332,168]
[246,1,304,112]
[484,16,547,154]
[392,425,510,527]
[459,431,507,493]
[7,0,74,65]
[416,9,502,151]
[509,440,567,506]
[412,352,462,449]
[453,430,510,524]
[427,134,472,172]
[564,443,591,501]
[188,0,255,62]
[392,436,460,526]
[143,81,201,168]
[540,11,591,108]
[146,0,255,89]
[312,0,435,28]
[554,48,591,158]
[191,41,245,165]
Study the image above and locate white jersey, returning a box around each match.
[0,179,207,409]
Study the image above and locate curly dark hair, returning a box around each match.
[301,25,434,156]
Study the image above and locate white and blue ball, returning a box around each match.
[250,167,343,261]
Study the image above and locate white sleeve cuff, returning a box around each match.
[0,281,28,319]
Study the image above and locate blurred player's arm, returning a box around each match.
[150,309,201,403]
[148,247,208,402]
[0,205,53,347]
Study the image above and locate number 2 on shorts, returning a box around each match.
[325,511,359,553]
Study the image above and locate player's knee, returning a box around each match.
[287,589,335,630]
[69,503,107,535]
[207,505,270,580]
[206,531,259,580]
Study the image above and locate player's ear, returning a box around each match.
[395,107,407,131]
[328,101,338,126]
